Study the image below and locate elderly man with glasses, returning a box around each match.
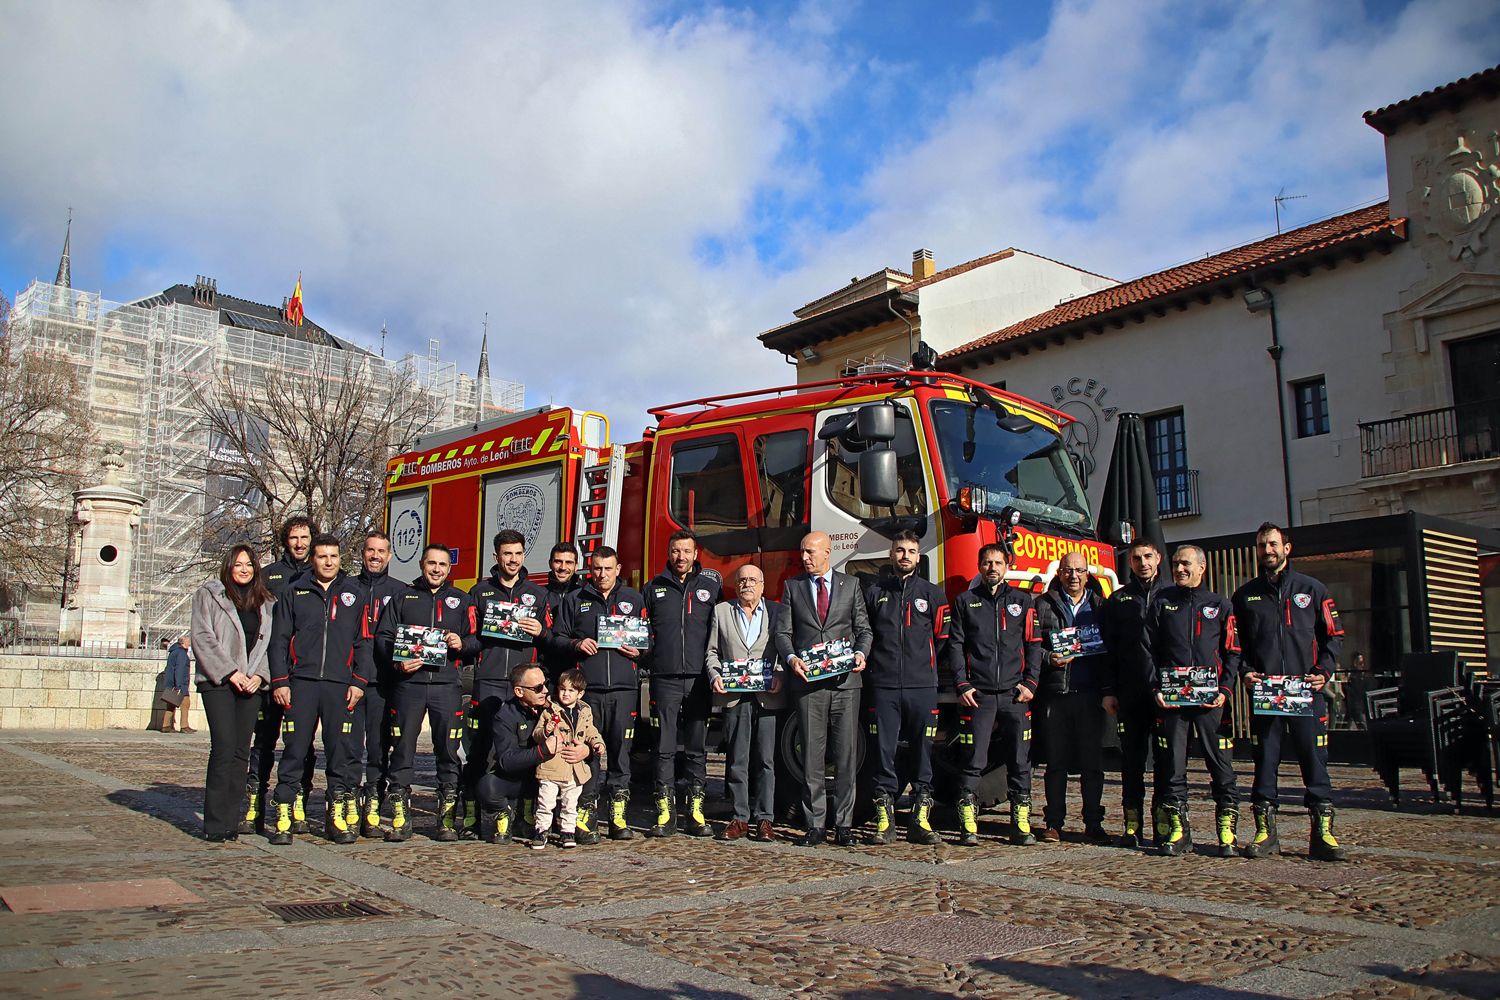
[1033,550,1112,844]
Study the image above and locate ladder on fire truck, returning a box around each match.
[574,444,626,558]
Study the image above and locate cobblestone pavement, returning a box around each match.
[0,731,1496,999]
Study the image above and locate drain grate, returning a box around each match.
[265,899,390,922]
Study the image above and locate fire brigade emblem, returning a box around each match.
[617,602,633,614]
[521,594,536,606]
[1202,606,1219,619]
[495,483,547,551]
[1007,603,1022,616]
[696,589,711,602]
[1294,593,1312,609]
[445,596,461,609]
[915,598,929,613]
[340,592,356,607]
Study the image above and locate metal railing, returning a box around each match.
[1360,399,1500,478]
[1156,468,1200,519]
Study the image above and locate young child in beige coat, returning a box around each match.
[532,668,607,848]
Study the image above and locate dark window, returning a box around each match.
[753,430,808,529]
[825,405,928,521]
[1293,377,1330,437]
[1145,409,1194,517]
[669,435,749,539]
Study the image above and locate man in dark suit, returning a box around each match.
[774,531,874,847]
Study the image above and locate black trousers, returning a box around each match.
[1154,705,1238,810]
[476,771,533,809]
[1039,692,1104,828]
[352,676,393,792]
[867,685,938,798]
[273,679,355,804]
[582,688,637,801]
[649,674,709,790]
[249,691,315,793]
[1251,691,1333,807]
[200,683,260,837]
[461,680,510,800]
[1115,686,1158,812]
[959,691,1032,800]
[388,681,464,794]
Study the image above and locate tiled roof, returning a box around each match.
[1364,65,1500,136]
[899,248,1113,293]
[941,203,1406,364]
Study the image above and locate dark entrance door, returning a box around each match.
[1449,331,1500,462]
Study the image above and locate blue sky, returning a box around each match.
[2,0,1495,428]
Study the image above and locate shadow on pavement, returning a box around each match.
[570,975,754,999]
[1374,959,1494,1000]
[962,957,1284,999]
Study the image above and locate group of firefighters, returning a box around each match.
[237,516,1348,862]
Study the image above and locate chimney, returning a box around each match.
[912,248,935,280]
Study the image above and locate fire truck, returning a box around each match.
[384,368,1118,804]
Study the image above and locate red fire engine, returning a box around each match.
[384,369,1119,804]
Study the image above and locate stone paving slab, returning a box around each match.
[0,878,202,914]
[1,733,1497,1000]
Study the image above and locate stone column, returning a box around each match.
[58,447,145,647]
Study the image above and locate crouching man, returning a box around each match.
[474,664,588,843]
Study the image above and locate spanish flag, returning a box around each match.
[288,274,305,327]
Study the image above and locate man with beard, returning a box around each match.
[463,529,552,839]
[1233,522,1347,861]
[353,530,405,837]
[541,543,582,680]
[643,530,720,838]
[1101,538,1166,849]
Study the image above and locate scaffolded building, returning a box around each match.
[7,274,522,642]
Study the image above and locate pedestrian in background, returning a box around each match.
[160,634,194,733]
[190,544,275,841]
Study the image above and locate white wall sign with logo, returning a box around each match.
[1049,376,1119,487]
[387,489,428,583]
[482,464,564,565]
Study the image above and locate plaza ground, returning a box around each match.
[0,730,1495,999]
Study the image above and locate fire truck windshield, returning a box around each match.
[927,399,1092,532]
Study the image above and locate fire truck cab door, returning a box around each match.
[810,399,940,582]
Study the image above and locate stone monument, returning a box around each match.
[59,445,145,646]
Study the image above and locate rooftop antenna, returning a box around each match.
[1274,187,1307,235]
[379,321,387,358]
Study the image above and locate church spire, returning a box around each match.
[475,312,492,422]
[55,209,72,289]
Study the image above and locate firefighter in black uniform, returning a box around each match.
[550,545,648,843]
[265,534,371,846]
[463,529,552,839]
[374,544,476,843]
[947,543,1042,847]
[475,664,590,843]
[354,530,405,838]
[242,515,316,836]
[1100,537,1166,848]
[863,530,948,845]
[643,530,719,839]
[1146,544,1241,858]
[541,542,583,681]
[1232,522,1347,861]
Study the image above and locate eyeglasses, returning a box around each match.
[517,682,548,694]
[737,579,763,587]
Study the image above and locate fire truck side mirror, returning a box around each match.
[858,449,900,506]
[856,404,896,443]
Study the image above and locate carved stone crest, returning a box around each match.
[1418,131,1500,260]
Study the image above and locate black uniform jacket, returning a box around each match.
[863,568,950,689]
[1100,573,1166,697]
[374,579,477,686]
[268,571,373,690]
[261,552,308,600]
[358,567,407,684]
[1231,568,1343,678]
[489,697,557,780]
[468,565,554,690]
[946,581,1042,696]
[1145,583,1241,697]
[643,562,721,679]
[551,580,650,692]
[541,574,582,676]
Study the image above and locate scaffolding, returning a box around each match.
[7,279,523,641]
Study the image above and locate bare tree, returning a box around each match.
[190,346,435,556]
[0,292,94,609]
